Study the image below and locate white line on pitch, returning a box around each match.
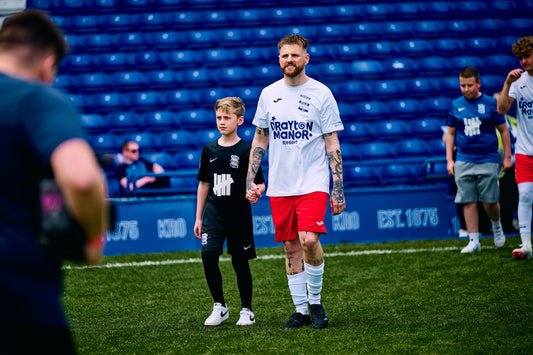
[62,246,463,271]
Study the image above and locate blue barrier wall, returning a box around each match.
[104,185,457,256]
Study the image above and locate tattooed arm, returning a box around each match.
[324,131,346,215]
[246,126,269,202]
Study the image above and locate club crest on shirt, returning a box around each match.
[477,104,485,114]
[230,154,239,169]
[298,94,311,112]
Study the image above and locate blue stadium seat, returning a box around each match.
[353,101,388,121]
[375,120,410,141]
[337,102,357,122]
[396,39,432,58]
[188,30,219,49]
[431,38,465,57]
[249,64,280,85]
[155,0,188,11]
[107,111,142,132]
[424,97,452,117]
[237,86,262,107]
[147,31,187,50]
[91,133,121,154]
[266,7,299,25]
[93,93,129,113]
[495,36,521,55]
[343,122,374,143]
[345,165,382,188]
[394,2,423,20]
[381,21,414,40]
[141,111,179,131]
[122,132,160,152]
[247,27,280,46]
[351,60,386,80]
[334,43,366,61]
[187,0,218,9]
[138,12,169,31]
[68,15,100,33]
[97,52,134,72]
[78,72,112,93]
[181,68,215,88]
[382,58,418,78]
[314,24,351,43]
[203,10,232,28]
[448,56,485,75]
[336,80,372,102]
[160,130,197,152]
[165,89,199,109]
[162,50,200,69]
[331,5,365,23]
[237,47,275,65]
[359,141,396,161]
[113,71,149,92]
[362,4,393,21]
[418,2,457,19]
[62,34,83,54]
[175,149,202,171]
[418,56,451,77]
[232,9,265,27]
[102,14,139,32]
[370,79,407,100]
[309,62,350,83]
[446,20,472,38]
[26,0,59,12]
[165,11,204,29]
[80,113,107,133]
[203,48,236,67]
[397,138,433,159]
[123,0,155,12]
[217,28,249,48]
[119,32,149,52]
[389,99,424,120]
[434,77,460,98]
[411,118,444,139]
[147,70,179,90]
[340,143,360,162]
[351,22,380,42]
[413,21,446,39]
[367,41,399,60]
[470,19,506,38]
[483,55,518,75]
[240,126,256,143]
[177,109,213,130]
[455,1,488,18]
[482,75,505,96]
[301,6,332,24]
[429,137,446,156]
[61,54,94,74]
[142,152,176,170]
[486,1,519,18]
[84,33,119,53]
[60,0,93,14]
[382,163,419,186]
[201,87,234,107]
[54,74,77,93]
[93,0,122,13]
[406,78,438,98]
[218,67,252,87]
[66,94,93,112]
[308,45,333,62]
[129,91,164,112]
[134,51,166,70]
[422,159,449,183]
[463,38,496,56]
[193,129,220,148]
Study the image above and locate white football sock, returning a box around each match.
[305,261,324,305]
[287,272,308,315]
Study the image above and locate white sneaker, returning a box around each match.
[236,308,255,326]
[461,241,481,253]
[459,229,469,238]
[493,228,505,248]
[204,303,229,326]
[512,246,532,260]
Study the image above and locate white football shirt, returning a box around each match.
[509,71,533,156]
[253,78,344,196]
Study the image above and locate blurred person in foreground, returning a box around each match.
[497,36,533,260]
[446,66,511,253]
[246,34,345,329]
[0,9,108,353]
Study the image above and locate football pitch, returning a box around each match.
[63,236,532,354]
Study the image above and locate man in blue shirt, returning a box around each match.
[446,66,512,253]
[0,10,108,352]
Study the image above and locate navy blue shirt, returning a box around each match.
[447,93,505,164]
[0,73,86,326]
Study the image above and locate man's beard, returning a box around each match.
[282,64,304,77]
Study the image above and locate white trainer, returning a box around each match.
[493,228,505,248]
[204,303,229,326]
[461,241,481,253]
[512,246,532,260]
[236,308,255,326]
[459,229,469,238]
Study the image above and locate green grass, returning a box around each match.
[63,237,533,354]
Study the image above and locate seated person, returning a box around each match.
[115,141,166,196]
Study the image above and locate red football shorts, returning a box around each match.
[269,191,328,243]
[515,154,533,184]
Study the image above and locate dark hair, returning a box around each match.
[0,9,68,67]
[459,66,480,82]
[512,36,533,59]
[278,34,308,51]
